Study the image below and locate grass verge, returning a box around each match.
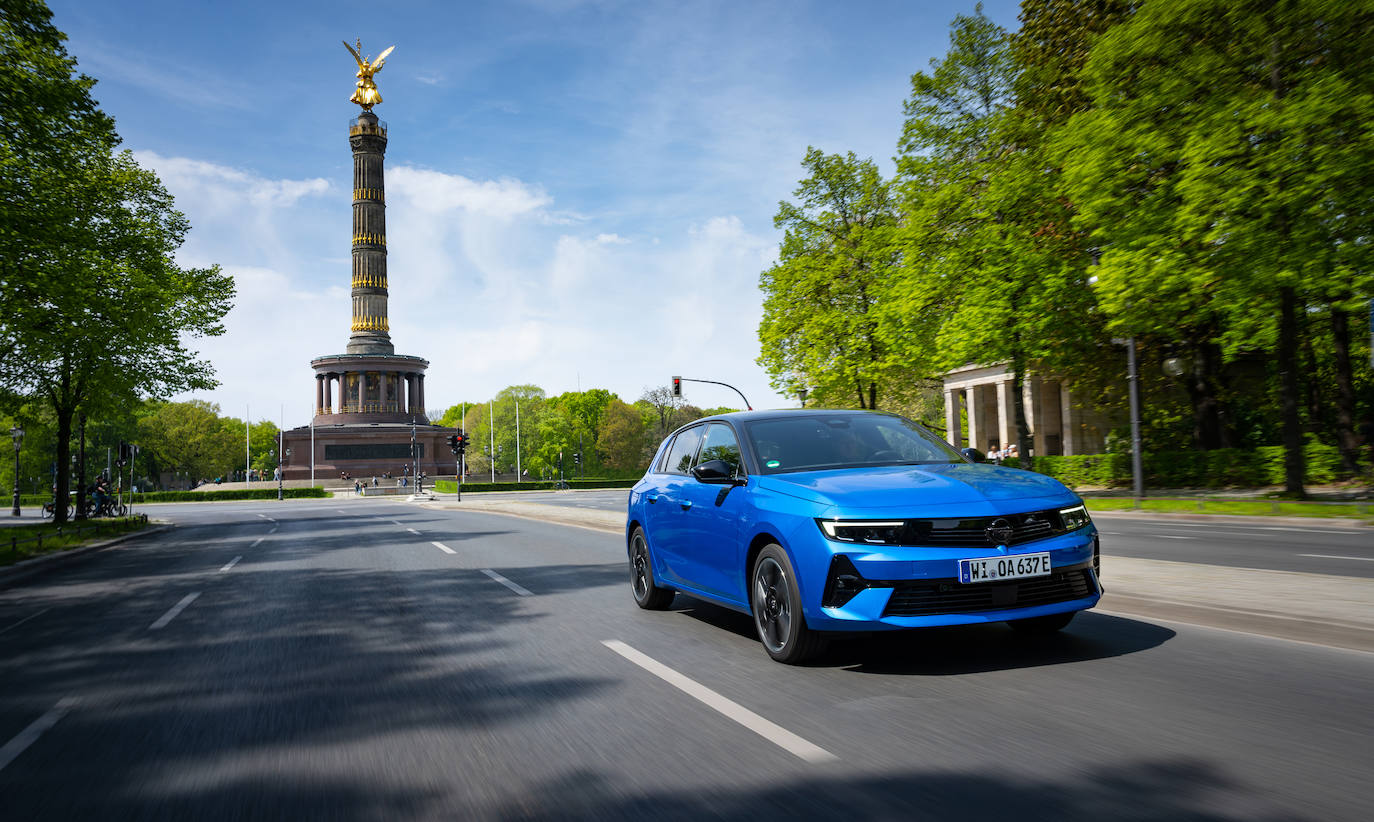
[1084,497,1373,519]
[0,516,151,567]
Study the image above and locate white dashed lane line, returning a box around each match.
[149,592,201,631]
[431,541,456,554]
[250,537,264,548]
[602,640,837,764]
[407,528,421,535]
[0,697,80,773]
[481,569,533,597]
[0,607,52,637]
[219,556,242,572]
[1299,554,1374,563]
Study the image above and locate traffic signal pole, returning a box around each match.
[671,376,752,410]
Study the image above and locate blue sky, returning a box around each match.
[48,0,1022,424]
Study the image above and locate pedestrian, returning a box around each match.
[371,476,377,488]
[354,479,361,495]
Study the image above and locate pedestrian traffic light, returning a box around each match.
[447,434,459,454]
[671,376,682,398]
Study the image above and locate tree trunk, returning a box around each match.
[52,404,72,525]
[1011,355,1034,473]
[75,413,87,520]
[1329,305,1360,474]
[1184,341,1234,450]
[868,381,877,411]
[1278,286,1305,497]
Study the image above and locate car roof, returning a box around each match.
[670,408,900,434]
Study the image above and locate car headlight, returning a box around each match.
[817,519,905,545]
[1059,504,1091,531]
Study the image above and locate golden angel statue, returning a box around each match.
[343,39,395,111]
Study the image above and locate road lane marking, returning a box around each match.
[481,569,533,597]
[0,607,52,637]
[431,541,455,554]
[337,509,348,514]
[1157,535,1194,540]
[149,592,201,631]
[0,697,80,773]
[601,640,837,763]
[219,556,242,572]
[256,514,269,519]
[392,520,404,526]
[1299,554,1374,562]
[250,538,264,548]
[407,528,420,535]
[269,526,278,534]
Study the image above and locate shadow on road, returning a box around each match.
[672,600,1174,674]
[485,759,1276,822]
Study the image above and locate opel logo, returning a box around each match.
[985,518,1014,545]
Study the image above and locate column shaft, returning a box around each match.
[944,389,962,448]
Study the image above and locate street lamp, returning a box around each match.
[9,426,23,516]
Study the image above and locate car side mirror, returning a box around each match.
[960,447,986,464]
[692,459,744,485]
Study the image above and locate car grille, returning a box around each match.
[881,565,1096,618]
[906,509,1062,547]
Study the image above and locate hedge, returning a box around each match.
[136,488,331,502]
[1003,440,1345,489]
[432,478,638,493]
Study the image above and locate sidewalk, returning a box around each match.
[424,495,1374,653]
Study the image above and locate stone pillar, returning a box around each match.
[336,373,345,413]
[1023,376,1047,457]
[965,386,981,452]
[381,370,390,411]
[996,379,1016,452]
[1060,383,1079,456]
[944,389,962,448]
[315,375,324,415]
[407,373,416,414]
[417,374,425,414]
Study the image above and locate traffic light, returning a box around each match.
[117,441,131,467]
[573,451,582,466]
[447,434,459,454]
[455,431,469,455]
[671,376,682,398]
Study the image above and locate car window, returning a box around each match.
[696,423,742,475]
[744,413,962,474]
[662,425,705,475]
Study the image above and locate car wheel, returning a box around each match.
[629,527,674,610]
[1008,611,1076,635]
[751,545,824,664]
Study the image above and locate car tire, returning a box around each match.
[751,544,824,664]
[1008,611,1076,635]
[629,527,674,610]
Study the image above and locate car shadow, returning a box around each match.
[671,601,1174,674]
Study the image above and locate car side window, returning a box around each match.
[697,423,742,476]
[662,426,704,475]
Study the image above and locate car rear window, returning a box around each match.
[661,425,705,475]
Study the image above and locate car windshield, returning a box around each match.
[743,413,964,474]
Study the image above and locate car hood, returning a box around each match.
[754,463,1076,514]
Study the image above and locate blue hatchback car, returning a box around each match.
[626,410,1102,663]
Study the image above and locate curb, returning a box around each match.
[0,523,173,589]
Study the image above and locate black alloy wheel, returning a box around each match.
[751,544,823,664]
[629,527,674,610]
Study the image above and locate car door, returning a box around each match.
[646,424,704,587]
[675,422,749,603]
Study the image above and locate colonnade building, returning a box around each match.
[941,363,1113,457]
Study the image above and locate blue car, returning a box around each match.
[626,410,1102,663]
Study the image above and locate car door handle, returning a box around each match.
[679,500,692,510]
[646,495,658,504]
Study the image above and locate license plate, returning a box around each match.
[959,553,1051,584]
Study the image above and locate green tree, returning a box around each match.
[136,400,240,483]
[0,1,234,520]
[1056,0,1374,493]
[758,148,908,410]
[597,399,650,472]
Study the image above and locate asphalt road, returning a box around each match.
[466,489,1374,578]
[1,498,1370,820]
